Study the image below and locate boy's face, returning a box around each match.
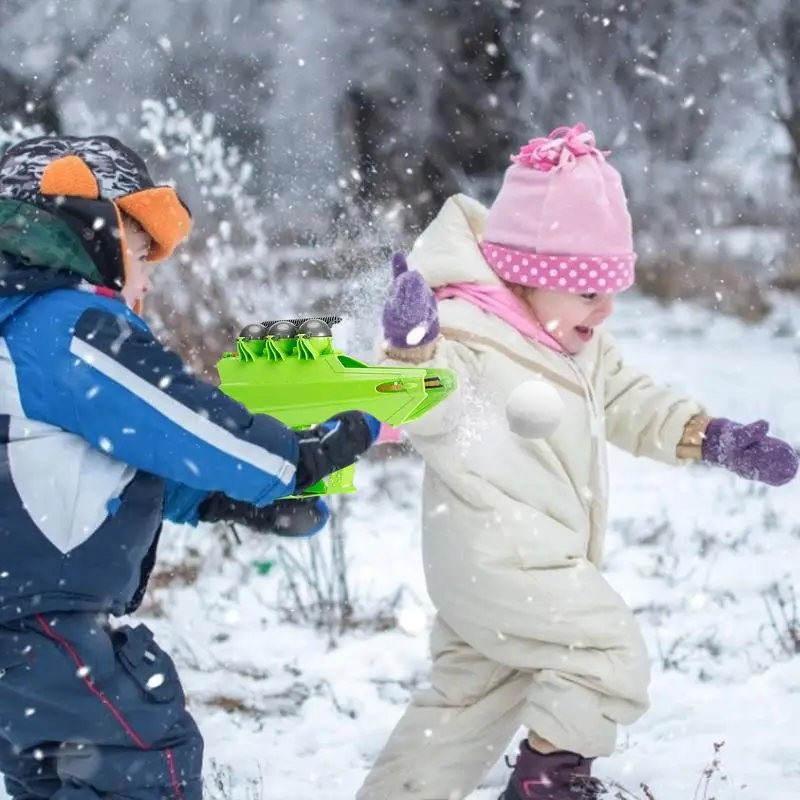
[120,216,153,311]
[524,288,615,354]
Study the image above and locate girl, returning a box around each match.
[357,124,797,800]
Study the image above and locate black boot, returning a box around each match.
[499,740,604,799]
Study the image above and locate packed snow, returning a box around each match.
[506,379,567,440]
[21,291,796,800]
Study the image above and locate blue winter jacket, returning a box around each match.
[0,259,299,622]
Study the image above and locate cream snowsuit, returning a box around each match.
[357,195,705,800]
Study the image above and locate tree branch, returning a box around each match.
[42,0,134,99]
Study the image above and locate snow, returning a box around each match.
[162,293,800,798]
[14,291,799,800]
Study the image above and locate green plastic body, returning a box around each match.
[216,333,457,497]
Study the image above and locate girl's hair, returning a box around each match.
[505,281,535,305]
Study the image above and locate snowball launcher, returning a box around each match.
[216,316,458,497]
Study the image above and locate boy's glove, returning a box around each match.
[199,494,330,538]
[702,418,798,486]
[382,252,440,350]
[294,411,381,492]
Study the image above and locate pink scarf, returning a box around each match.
[375,281,563,446]
[434,282,564,353]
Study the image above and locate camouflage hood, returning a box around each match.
[0,135,192,290]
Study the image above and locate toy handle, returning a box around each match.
[377,423,404,444]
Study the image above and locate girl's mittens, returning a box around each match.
[381,252,440,352]
[702,417,799,486]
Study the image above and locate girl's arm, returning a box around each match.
[600,331,706,464]
[377,336,480,438]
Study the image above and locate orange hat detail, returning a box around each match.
[116,187,192,262]
[40,155,100,200]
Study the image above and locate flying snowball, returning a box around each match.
[405,323,429,346]
[505,380,566,439]
[397,606,428,635]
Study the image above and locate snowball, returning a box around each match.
[397,606,428,635]
[405,323,428,346]
[505,380,566,439]
[146,673,166,690]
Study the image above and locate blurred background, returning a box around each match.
[1,0,798,371]
[1,7,797,795]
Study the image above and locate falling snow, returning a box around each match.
[0,2,797,798]
[50,293,796,800]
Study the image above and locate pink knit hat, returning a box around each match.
[481,123,636,294]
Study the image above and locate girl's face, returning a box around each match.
[521,287,615,354]
[120,215,153,311]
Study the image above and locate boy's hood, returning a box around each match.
[0,195,107,328]
[0,198,106,285]
[405,194,505,289]
[0,250,89,328]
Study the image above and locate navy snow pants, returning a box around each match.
[0,612,203,800]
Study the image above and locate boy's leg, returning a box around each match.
[357,614,531,800]
[0,736,60,800]
[0,613,203,800]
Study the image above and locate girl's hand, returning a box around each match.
[702,418,798,486]
[381,252,440,350]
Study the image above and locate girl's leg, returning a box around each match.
[357,614,531,800]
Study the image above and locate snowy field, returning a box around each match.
[53,292,800,799]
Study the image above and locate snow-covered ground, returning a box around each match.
[87,293,800,798]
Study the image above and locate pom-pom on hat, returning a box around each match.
[481,123,636,294]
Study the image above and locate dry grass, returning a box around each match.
[275,495,404,645]
[147,560,202,590]
[602,741,729,799]
[770,248,800,293]
[760,579,800,660]
[204,695,260,717]
[635,258,772,323]
[138,547,205,617]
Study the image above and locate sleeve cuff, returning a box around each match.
[383,338,439,364]
[675,412,711,461]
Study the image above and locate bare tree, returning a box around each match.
[731,0,800,191]
[0,0,133,134]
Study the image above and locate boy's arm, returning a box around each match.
[163,480,330,537]
[163,481,210,526]
[600,331,706,464]
[12,294,375,505]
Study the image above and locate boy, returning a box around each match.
[0,135,380,799]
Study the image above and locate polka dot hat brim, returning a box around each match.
[481,241,636,294]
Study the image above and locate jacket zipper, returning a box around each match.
[559,354,607,536]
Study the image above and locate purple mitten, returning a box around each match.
[702,418,799,486]
[381,252,440,350]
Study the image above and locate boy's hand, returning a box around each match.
[382,252,440,350]
[199,494,330,537]
[294,411,380,492]
[702,418,798,486]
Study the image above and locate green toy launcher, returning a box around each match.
[216,315,458,497]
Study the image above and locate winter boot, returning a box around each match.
[499,740,604,799]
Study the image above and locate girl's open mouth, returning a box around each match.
[575,325,593,342]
